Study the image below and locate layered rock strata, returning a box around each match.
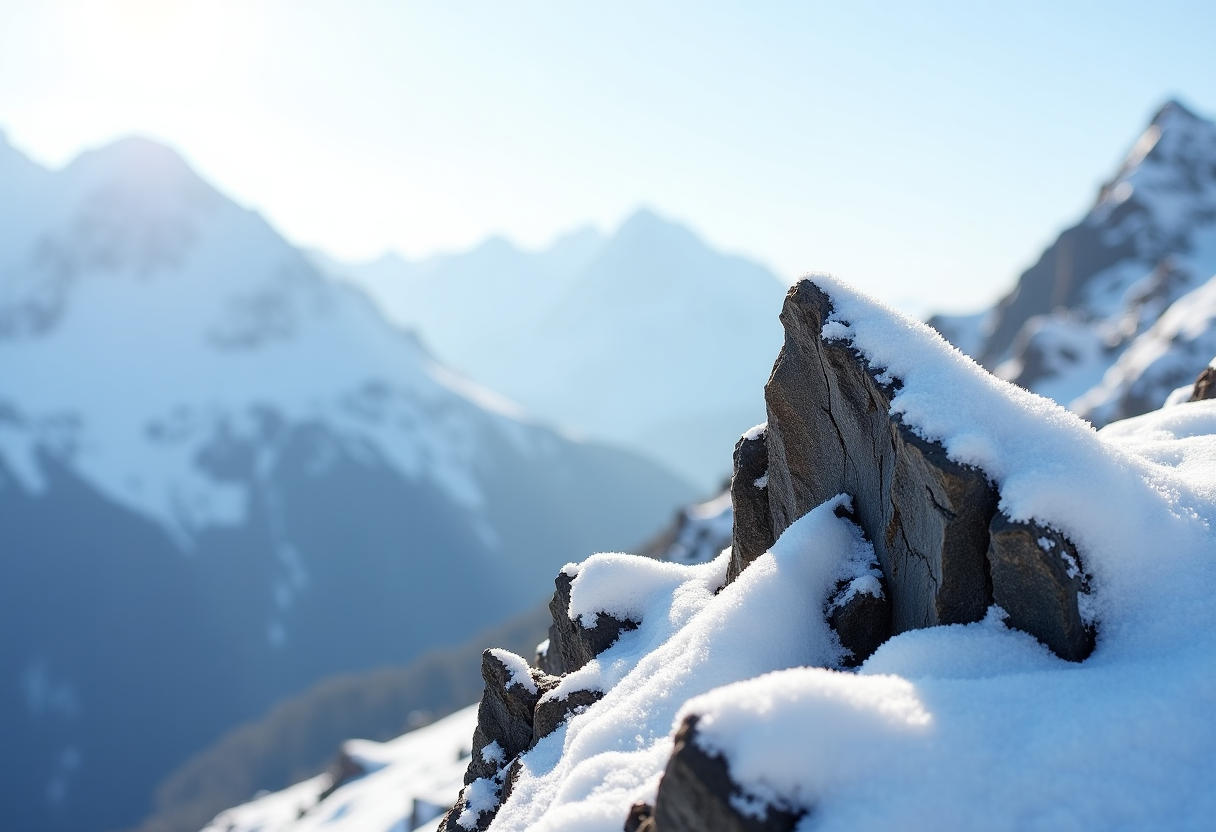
[729,279,1094,664]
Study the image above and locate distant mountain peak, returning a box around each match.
[1154,97,1201,124]
[931,99,1216,425]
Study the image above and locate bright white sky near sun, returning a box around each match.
[1,0,1213,316]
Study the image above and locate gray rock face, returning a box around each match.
[533,685,603,744]
[465,650,545,785]
[441,649,548,832]
[650,716,802,832]
[1189,366,1216,401]
[728,429,775,582]
[538,570,639,676]
[988,515,1095,662]
[445,599,616,832]
[762,281,998,633]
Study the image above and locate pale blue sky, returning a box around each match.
[1,0,1213,315]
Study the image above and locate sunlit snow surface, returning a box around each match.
[201,705,477,832]
[0,140,551,547]
[216,278,1215,831]
[992,103,1216,421]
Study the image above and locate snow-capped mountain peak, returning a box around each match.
[931,100,1216,424]
[0,138,569,546]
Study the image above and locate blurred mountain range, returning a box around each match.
[311,209,791,491]
[931,100,1216,420]
[0,134,695,832]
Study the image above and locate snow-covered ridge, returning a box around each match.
[932,100,1216,424]
[314,207,791,491]
[0,136,553,546]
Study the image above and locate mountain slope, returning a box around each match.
[315,209,791,490]
[931,100,1216,419]
[207,276,1216,832]
[0,136,695,832]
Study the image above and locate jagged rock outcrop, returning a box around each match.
[445,572,629,831]
[464,651,544,785]
[1189,365,1216,402]
[988,515,1094,661]
[756,281,998,633]
[649,716,802,832]
[728,279,1094,663]
[440,650,546,831]
[451,276,1109,832]
[537,570,639,675]
[929,101,1216,421]
[727,428,774,582]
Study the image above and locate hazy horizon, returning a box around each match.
[2,0,1213,318]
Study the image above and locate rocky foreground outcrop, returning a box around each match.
[443,277,1104,832]
[737,281,1094,663]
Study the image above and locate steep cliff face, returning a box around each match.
[930,100,1216,423]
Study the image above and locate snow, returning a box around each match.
[202,704,477,832]
[566,552,711,630]
[480,741,505,766]
[1075,273,1216,423]
[487,277,1216,830]
[489,648,539,695]
[213,276,1216,832]
[656,489,733,566]
[0,139,558,548]
[457,778,501,829]
[742,422,767,440]
[491,494,870,830]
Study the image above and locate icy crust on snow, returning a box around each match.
[201,704,477,832]
[488,496,872,831]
